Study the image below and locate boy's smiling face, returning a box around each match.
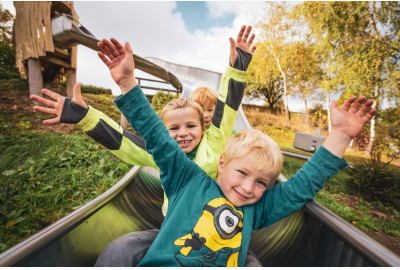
[217,153,271,207]
[163,107,205,153]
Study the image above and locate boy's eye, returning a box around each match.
[188,125,197,128]
[256,180,267,188]
[238,170,247,176]
[169,127,178,131]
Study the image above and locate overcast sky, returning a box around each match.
[2,1,312,112]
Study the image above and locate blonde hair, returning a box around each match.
[221,129,283,181]
[190,87,218,109]
[160,98,205,128]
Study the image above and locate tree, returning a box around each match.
[246,42,283,112]
[296,2,400,155]
[256,2,299,122]
[288,41,323,129]
[0,3,18,79]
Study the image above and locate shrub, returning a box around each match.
[346,151,400,210]
[151,90,177,111]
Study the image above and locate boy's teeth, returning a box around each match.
[179,140,191,144]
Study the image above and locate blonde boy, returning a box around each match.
[93,33,376,266]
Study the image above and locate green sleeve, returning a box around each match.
[76,106,158,169]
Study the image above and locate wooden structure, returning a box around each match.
[13,1,78,98]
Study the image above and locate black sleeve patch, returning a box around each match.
[212,99,225,128]
[226,80,246,111]
[60,98,89,124]
[123,129,146,150]
[86,119,123,150]
[231,48,253,71]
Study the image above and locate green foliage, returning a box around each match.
[346,152,400,210]
[58,82,112,95]
[80,84,112,95]
[151,90,176,111]
[0,4,19,79]
[0,131,127,252]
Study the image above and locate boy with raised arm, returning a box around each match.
[93,33,376,266]
[31,26,262,266]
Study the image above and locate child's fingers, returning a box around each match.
[33,105,56,115]
[250,45,256,54]
[356,99,374,116]
[348,96,367,114]
[242,25,252,44]
[236,25,246,44]
[110,38,125,55]
[98,40,115,60]
[73,83,82,98]
[31,95,56,108]
[339,96,357,111]
[124,41,133,57]
[101,38,120,59]
[98,51,111,66]
[43,117,60,125]
[362,108,377,124]
[42,89,61,100]
[247,33,255,48]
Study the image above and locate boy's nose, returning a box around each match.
[242,179,254,194]
[178,128,188,137]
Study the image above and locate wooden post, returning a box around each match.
[28,58,43,104]
[66,68,76,97]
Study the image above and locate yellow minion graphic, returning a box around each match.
[174,198,243,266]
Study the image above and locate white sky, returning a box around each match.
[2,1,310,112]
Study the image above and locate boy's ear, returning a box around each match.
[218,156,224,175]
[201,125,206,136]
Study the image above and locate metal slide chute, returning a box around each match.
[51,14,183,92]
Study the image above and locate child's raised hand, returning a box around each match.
[330,96,377,140]
[30,83,87,125]
[97,38,137,93]
[229,25,256,66]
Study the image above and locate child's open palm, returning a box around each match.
[229,25,256,66]
[330,96,377,139]
[97,38,136,93]
[30,83,87,124]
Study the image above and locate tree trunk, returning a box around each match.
[326,92,331,134]
[365,100,377,155]
[28,58,43,105]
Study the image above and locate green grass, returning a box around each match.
[282,156,400,239]
[0,130,129,252]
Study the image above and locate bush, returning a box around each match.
[58,82,112,95]
[346,151,400,210]
[151,90,177,111]
[81,84,112,95]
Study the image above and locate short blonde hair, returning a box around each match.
[160,98,205,128]
[190,87,218,109]
[221,129,283,181]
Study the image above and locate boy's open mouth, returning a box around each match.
[178,140,193,146]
